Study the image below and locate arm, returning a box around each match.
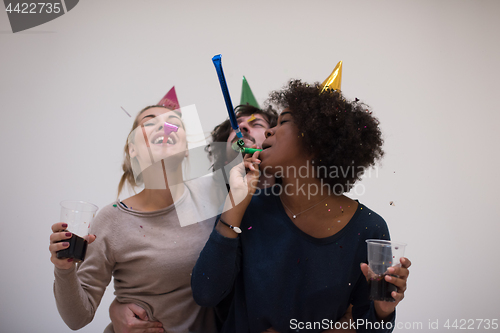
[323,305,357,333]
[50,218,114,330]
[109,299,164,333]
[191,154,260,306]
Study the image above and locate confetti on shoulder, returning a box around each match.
[113,204,117,207]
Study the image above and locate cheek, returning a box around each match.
[227,132,236,143]
[253,130,267,147]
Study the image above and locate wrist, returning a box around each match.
[374,302,395,321]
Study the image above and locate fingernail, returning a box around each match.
[62,223,68,228]
[63,242,70,247]
[94,234,97,239]
[65,232,72,237]
[67,258,73,262]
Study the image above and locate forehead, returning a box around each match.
[237,113,269,124]
[139,108,181,122]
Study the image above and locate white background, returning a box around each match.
[1,0,499,332]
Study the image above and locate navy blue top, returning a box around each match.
[192,186,395,332]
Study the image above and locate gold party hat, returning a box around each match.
[319,60,342,93]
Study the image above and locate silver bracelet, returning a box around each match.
[218,217,242,234]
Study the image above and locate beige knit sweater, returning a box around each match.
[53,180,224,333]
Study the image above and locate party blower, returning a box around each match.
[164,122,178,140]
[212,54,262,155]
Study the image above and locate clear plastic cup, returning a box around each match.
[366,239,407,302]
[56,200,98,262]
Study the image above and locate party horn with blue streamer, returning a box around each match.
[212,55,262,155]
[212,54,243,140]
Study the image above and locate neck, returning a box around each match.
[137,159,185,210]
[280,175,332,210]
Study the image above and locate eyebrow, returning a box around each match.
[280,111,292,117]
[141,114,182,122]
[140,114,156,121]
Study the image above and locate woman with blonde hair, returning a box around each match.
[49,87,219,333]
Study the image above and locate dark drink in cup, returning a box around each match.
[56,234,88,263]
[369,274,397,302]
[365,239,407,302]
[57,200,98,263]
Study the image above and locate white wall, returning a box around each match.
[1,0,499,332]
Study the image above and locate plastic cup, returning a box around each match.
[56,200,98,262]
[365,239,407,302]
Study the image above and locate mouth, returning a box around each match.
[232,135,255,147]
[261,142,271,150]
[151,132,176,145]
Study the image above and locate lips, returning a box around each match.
[261,141,272,150]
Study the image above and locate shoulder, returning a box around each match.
[354,203,391,240]
[249,185,279,208]
[91,202,121,231]
[185,175,226,202]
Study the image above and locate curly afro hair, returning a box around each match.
[267,80,384,192]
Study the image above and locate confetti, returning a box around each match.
[140,226,143,228]
[390,201,395,206]
[328,209,331,212]
[247,114,256,122]
[349,282,352,286]
[113,204,117,207]
[248,226,252,230]
[121,106,131,117]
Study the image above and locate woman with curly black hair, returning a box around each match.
[192,80,411,333]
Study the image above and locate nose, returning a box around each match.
[239,121,250,134]
[265,127,275,138]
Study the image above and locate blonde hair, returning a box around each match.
[117,105,180,197]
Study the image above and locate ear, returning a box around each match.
[129,143,137,159]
